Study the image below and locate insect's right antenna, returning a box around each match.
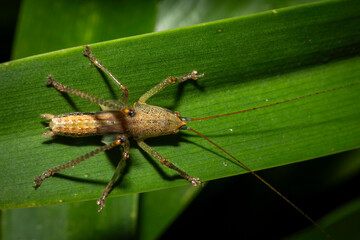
[190,81,360,122]
[186,126,333,239]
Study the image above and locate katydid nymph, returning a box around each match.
[36,45,359,238]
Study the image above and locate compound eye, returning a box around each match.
[128,110,136,117]
[119,136,126,143]
[124,108,136,117]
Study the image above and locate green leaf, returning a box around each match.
[2,194,138,240]
[11,0,157,59]
[1,4,359,237]
[155,0,323,31]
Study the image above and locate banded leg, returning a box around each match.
[137,140,202,186]
[34,137,124,187]
[97,135,130,212]
[46,75,127,112]
[138,71,204,104]
[83,45,129,104]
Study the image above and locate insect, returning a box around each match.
[35,45,359,238]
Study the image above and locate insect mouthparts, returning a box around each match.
[179,125,190,131]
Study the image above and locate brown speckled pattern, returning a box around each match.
[45,103,185,140]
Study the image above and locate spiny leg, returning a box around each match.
[46,75,128,112]
[138,71,204,104]
[34,138,123,187]
[83,45,129,104]
[137,140,202,186]
[97,135,130,212]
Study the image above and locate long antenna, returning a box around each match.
[187,127,332,239]
[191,81,360,122]
[183,81,360,239]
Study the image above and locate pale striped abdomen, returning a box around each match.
[41,112,125,137]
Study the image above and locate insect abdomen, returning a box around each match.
[41,112,125,137]
[42,112,100,137]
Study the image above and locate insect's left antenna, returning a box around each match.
[190,81,360,122]
[185,126,332,239]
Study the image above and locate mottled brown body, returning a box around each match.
[36,45,204,213]
[44,103,185,140]
[126,103,185,139]
[37,62,202,213]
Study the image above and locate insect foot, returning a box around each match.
[34,171,53,187]
[189,177,203,187]
[83,45,95,62]
[167,71,204,84]
[180,70,204,83]
[97,194,107,213]
[46,75,55,86]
